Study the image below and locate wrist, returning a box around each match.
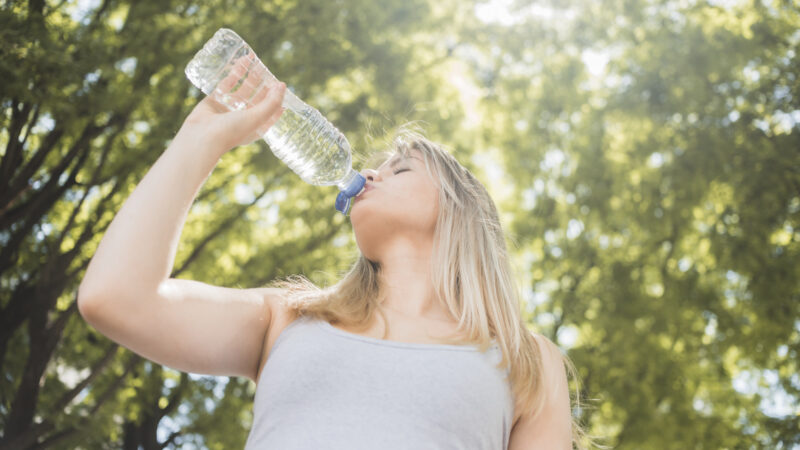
[172,125,230,161]
[169,128,229,168]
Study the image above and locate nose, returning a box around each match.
[361,168,381,182]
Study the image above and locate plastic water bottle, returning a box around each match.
[185,28,365,214]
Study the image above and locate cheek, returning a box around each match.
[396,183,439,230]
[349,180,439,230]
[350,208,395,260]
[349,193,437,243]
[419,186,440,227]
[416,192,435,223]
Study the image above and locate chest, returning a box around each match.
[255,327,515,445]
[332,317,470,345]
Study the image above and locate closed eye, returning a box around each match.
[393,168,410,175]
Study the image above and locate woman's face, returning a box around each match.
[349,149,440,262]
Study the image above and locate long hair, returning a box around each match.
[268,133,591,448]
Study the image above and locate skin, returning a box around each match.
[80,66,571,447]
[194,83,573,446]
[348,151,456,324]
[349,152,573,449]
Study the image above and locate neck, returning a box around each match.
[375,240,451,322]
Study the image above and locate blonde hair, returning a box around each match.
[269,133,592,448]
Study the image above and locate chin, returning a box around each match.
[349,203,368,234]
[351,211,380,261]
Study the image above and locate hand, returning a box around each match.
[176,70,287,157]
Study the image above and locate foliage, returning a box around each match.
[473,0,799,448]
[0,0,797,448]
[0,0,469,447]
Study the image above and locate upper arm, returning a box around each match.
[78,279,284,382]
[508,333,573,450]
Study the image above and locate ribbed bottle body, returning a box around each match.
[186,28,353,187]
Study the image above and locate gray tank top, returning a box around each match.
[244,315,515,449]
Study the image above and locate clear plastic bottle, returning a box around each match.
[185,28,365,214]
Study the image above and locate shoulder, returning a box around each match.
[530,332,570,411]
[532,332,566,376]
[254,286,287,306]
[251,286,300,331]
[519,332,569,411]
[509,332,572,449]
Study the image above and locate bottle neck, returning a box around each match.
[337,168,365,194]
[334,168,366,214]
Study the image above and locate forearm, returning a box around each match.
[78,82,286,306]
[78,133,223,302]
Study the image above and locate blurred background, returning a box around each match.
[1,0,798,448]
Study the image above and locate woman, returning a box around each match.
[78,81,587,449]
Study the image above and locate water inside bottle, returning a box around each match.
[264,106,351,186]
[206,52,353,187]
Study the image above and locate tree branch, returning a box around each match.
[0,100,33,198]
[52,337,119,412]
[157,372,190,421]
[53,124,124,254]
[0,123,65,221]
[89,353,141,416]
[171,186,275,278]
[0,121,95,230]
[160,430,184,449]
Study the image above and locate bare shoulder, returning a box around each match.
[509,331,572,449]
[252,286,289,311]
[511,332,565,416]
[532,332,566,368]
[530,332,570,402]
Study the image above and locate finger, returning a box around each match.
[255,100,286,135]
[230,54,274,107]
[231,90,287,146]
[247,78,272,106]
[238,59,272,104]
[198,93,229,114]
[212,62,254,111]
[242,82,286,130]
[219,81,285,143]
[199,63,248,114]
[215,64,244,99]
[239,104,285,145]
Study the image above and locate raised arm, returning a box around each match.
[78,80,287,381]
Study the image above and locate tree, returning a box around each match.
[4,0,797,448]
[0,0,472,447]
[471,0,799,447]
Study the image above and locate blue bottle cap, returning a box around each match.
[335,172,366,215]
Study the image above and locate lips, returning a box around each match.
[356,183,374,198]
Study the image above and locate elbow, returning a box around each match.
[77,285,98,321]
[76,282,108,322]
